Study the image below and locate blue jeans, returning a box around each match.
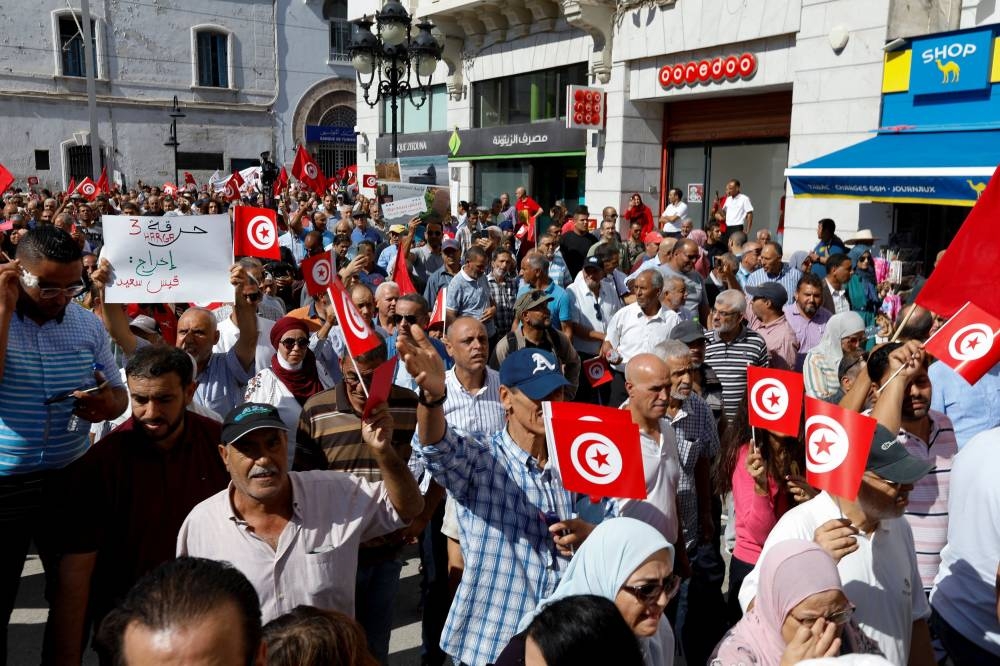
[355,557,404,665]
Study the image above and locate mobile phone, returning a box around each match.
[44,381,108,405]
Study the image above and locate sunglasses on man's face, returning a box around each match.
[388,313,420,326]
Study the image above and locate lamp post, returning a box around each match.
[348,1,443,158]
[164,95,185,186]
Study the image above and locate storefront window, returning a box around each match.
[473,63,587,128]
[381,84,448,134]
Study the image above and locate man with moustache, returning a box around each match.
[783,273,832,371]
[48,346,231,663]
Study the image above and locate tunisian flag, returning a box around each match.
[747,366,804,437]
[923,300,1000,384]
[804,397,876,502]
[543,402,647,501]
[300,252,334,297]
[0,162,13,195]
[292,145,326,196]
[275,166,289,193]
[233,206,281,260]
[223,171,245,202]
[428,288,446,330]
[95,166,109,194]
[582,356,612,388]
[328,276,381,357]
[75,177,99,201]
[917,166,1000,318]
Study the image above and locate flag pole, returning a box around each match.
[327,286,370,400]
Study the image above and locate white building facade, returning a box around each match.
[0,1,356,191]
[353,0,1000,257]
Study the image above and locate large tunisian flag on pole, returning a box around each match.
[233,206,281,260]
[292,145,326,197]
[803,397,876,502]
[917,166,1000,319]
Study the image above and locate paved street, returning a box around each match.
[11,547,425,665]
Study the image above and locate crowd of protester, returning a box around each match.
[0,176,994,666]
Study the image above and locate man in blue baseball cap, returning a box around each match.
[396,326,609,666]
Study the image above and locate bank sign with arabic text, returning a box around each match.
[374,120,586,159]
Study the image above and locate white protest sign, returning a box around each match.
[380,196,427,221]
[100,215,234,303]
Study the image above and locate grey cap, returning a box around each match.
[669,320,707,343]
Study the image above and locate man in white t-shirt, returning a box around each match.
[717,179,754,234]
[738,343,936,666]
[661,188,689,228]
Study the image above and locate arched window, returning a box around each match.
[324,0,352,61]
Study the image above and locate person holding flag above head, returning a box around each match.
[396,323,613,666]
[738,340,938,666]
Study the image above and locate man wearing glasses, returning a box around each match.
[0,226,128,662]
[661,238,711,324]
[704,289,770,426]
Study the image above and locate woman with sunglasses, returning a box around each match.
[846,247,881,351]
[710,539,881,665]
[244,316,336,465]
[501,517,679,666]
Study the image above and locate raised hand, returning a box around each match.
[396,322,446,400]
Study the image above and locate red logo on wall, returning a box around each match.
[658,53,757,88]
[566,85,605,130]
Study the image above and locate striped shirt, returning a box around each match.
[294,383,418,481]
[704,327,770,424]
[667,393,720,551]
[745,264,804,303]
[0,303,123,475]
[443,368,505,439]
[899,411,957,591]
[415,426,590,666]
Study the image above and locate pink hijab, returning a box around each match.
[688,229,711,277]
[713,540,843,666]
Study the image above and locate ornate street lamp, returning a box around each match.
[349,2,443,158]
[164,95,185,186]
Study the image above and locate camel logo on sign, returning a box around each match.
[246,216,274,252]
[948,323,994,362]
[570,428,623,485]
[912,28,991,95]
[749,378,789,422]
[804,415,849,474]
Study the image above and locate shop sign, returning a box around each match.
[910,28,993,95]
[658,53,757,88]
[375,120,586,159]
[305,125,357,143]
[566,86,605,130]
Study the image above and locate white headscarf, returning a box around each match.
[807,311,865,367]
[518,517,676,665]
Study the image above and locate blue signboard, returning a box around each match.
[305,125,357,143]
[910,28,993,96]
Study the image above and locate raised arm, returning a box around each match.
[231,264,259,372]
[91,259,138,356]
[0,261,19,381]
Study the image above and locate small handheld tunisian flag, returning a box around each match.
[300,252,334,297]
[747,366,804,437]
[328,277,381,357]
[582,356,612,388]
[75,177,99,201]
[162,182,177,197]
[223,171,245,202]
[292,145,326,197]
[95,166,109,194]
[275,166,289,193]
[428,288,446,331]
[543,402,647,501]
[0,162,13,195]
[233,206,281,260]
[923,300,1000,384]
[390,245,417,295]
[363,357,399,419]
[804,397,876,502]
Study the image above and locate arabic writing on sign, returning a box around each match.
[492,133,549,148]
[128,217,208,247]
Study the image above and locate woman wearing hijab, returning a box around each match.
[710,540,881,665]
[499,517,678,666]
[846,246,881,350]
[244,316,336,465]
[688,228,712,278]
[803,311,865,399]
[788,250,814,274]
[624,193,655,236]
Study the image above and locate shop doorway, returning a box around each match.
[891,204,968,277]
[473,155,585,214]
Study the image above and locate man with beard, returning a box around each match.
[704,289,769,427]
[490,290,580,400]
[669,320,725,431]
[47,346,231,663]
[782,273,832,371]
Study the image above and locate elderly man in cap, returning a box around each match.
[177,402,423,626]
[491,289,580,400]
[376,223,410,273]
[395,333,608,666]
[350,207,383,247]
[739,341,937,666]
[669,320,724,429]
[746,282,798,371]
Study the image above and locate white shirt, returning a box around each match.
[738,492,930,666]
[931,428,1000,656]
[826,279,851,314]
[566,274,619,355]
[616,423,681,544]
[214,315,275,374]
[662,201,688,224]
[723,193,753,230]
[443,367,505,440]
[604,303,682,372]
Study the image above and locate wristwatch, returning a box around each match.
[418,389,447,408]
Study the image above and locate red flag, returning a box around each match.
[582,356,613,387]
[292,145,326,196]
[0,163,13,195]
[233,206,281,260]
[67,177,77,195]
[515,220,535,243]
[363,357,399,419]
[223,172,244,202]
[747,366,804,437]
[95,166,109,194]
[328,277,381,357]
[923,300,1000,384]
[162,182,177,197]
[184,172,197,188]
[804,397,876,502]
[300,252,334,297]
[428,288,446,330]
[75,177,98,201]
[917,166,1000,318]
[275,166,289,193]
[543,402,647,500]
[391,245,417,295]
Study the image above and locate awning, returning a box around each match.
[785,130,1000,206]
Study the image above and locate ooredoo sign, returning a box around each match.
[658,53,757,88]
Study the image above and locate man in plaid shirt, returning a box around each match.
[487,249,517,344]
[397,330,603,666]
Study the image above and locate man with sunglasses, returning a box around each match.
[0,226,128,662]
[739,341,937,666]
[384,293,452,393]
[567,256,618,405]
